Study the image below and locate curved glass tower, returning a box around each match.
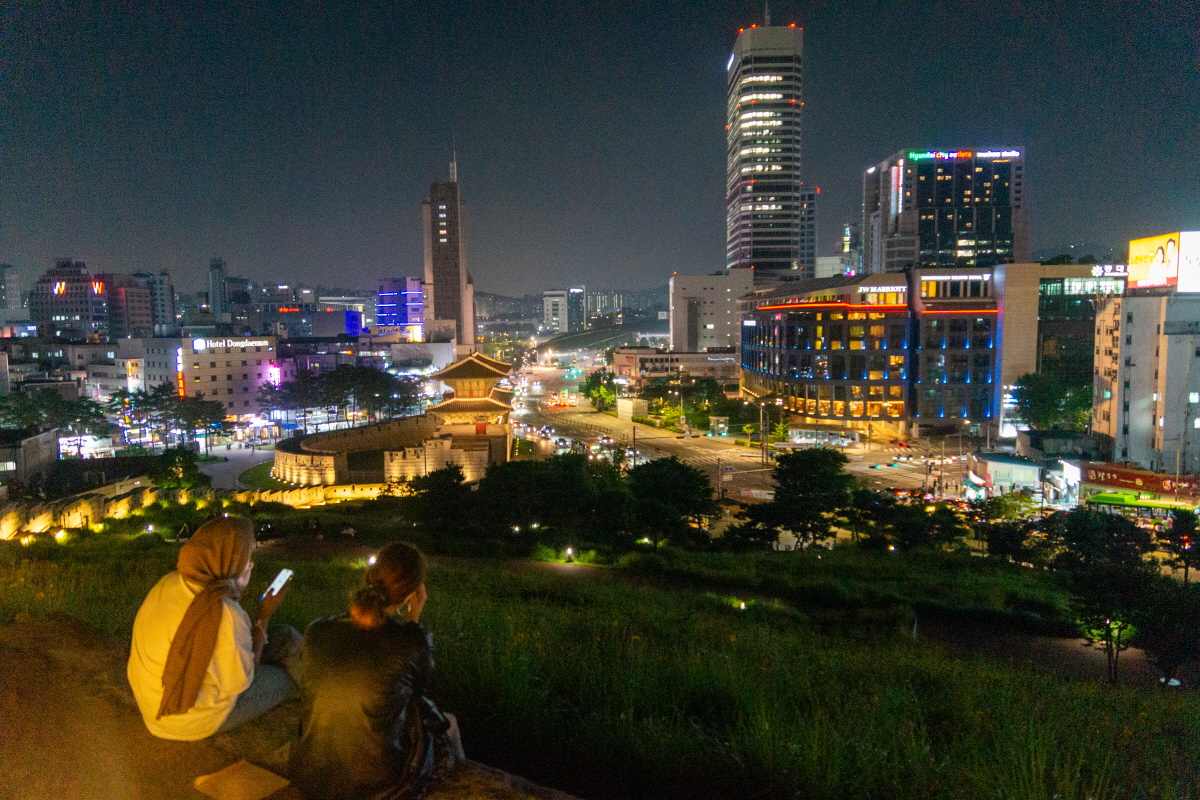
[725,24,808,280]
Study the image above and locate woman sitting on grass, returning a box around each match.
[127,516,300,740]
[289,541,463,800]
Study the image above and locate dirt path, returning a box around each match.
[0,611,580,800]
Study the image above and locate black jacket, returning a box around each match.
[289,615,447,800]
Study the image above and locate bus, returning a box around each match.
[1084,491,1198,526]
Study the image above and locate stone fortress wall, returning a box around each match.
[273,414,507,486]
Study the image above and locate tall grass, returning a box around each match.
[1,539,1196,799]
[619,546,1076,634]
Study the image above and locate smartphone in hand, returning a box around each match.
[261,568,294,601]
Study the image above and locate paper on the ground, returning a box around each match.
[193,759,291,800]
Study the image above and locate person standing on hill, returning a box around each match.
[289,541,463,799]
[127,516,300,740]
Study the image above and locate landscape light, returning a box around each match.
[368,555,377,565]
[55,530,66,542]
[739,602,746,611]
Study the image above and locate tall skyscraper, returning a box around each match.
[422,159,476,353]
[208,257,229,323]
[862,149,1028,274]
[725,21,806,281]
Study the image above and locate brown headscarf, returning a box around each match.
[157,516,255,719]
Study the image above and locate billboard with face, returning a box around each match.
[1129,233,1181,288]
[1128,232,1200,290]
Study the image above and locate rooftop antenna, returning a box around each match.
[764,0,770,26]
[449,130,458,182]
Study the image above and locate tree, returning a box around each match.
[177,394,229,453]
[320,364,359,422]
[407,465,473,537]
[1010,372,1066,430]
[970,493,1038,522]
[149,446,211,489]
[48,396,109,457]
[475,460,553,535]
[1133,577,1200,685]
[1164,508,1200,583]
[0,392,47,430]
[1061,385,1093,431]
[582,370,617,412]
[1042,254,1074,265]
[747,449,855,548]
[1041,508,1158,683]
[627,457,717,546]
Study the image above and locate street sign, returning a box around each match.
[722,466,734,472]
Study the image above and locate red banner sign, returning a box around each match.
[1080,461,1200,497]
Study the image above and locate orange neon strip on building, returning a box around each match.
[755,302,909,312]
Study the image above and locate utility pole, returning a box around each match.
[760,402,768,465]
[939,437,945,496]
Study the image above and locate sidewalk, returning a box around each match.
[199,443,275,489]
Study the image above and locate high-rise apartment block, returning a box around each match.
[669,271,755,353]
[131,271,178,335]
[725,23,808,282]
[863,149,1028,274]
[422,161,476,353]
[541,288,586,335]
[542,291,567,335]
[99,273,154,338]
[1092,232,1200,470]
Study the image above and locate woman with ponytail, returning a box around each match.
[290,542,463,800]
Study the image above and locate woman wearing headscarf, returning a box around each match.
[127,516,300,740]
[289,541,463,800]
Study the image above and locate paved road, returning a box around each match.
[518,365,968,499]
[199,444,275,489]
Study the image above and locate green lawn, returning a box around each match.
[2,531,1197,800]
[238,461,291,491]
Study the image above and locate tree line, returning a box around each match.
[256,364,422,433]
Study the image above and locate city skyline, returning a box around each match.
[3,1,1197,298]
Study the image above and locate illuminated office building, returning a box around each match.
[29,259,108,338]
[739,262,1110,439]
[376,277,423,339]
[862,149,1028,274]
[725,22,810,282]
[422,159,476,353]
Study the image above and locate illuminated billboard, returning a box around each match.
[1128,232,1200,290]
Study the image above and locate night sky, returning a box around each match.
[3,1,1197,298]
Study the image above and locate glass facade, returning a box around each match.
[1037,276,1124,389]
[913,157,1015,269]
[741,272,998,431]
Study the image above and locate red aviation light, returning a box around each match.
[789,23,797,28]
